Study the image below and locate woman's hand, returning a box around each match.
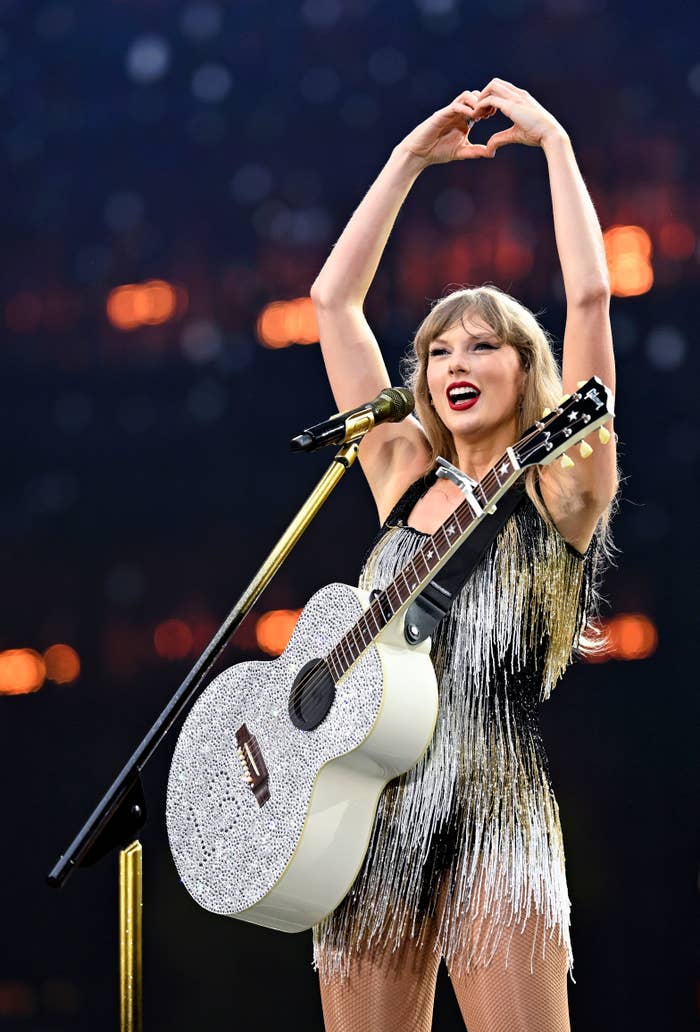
[397,91,494,167]
[472,79,567,153]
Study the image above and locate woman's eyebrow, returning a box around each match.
[433,332,495,344]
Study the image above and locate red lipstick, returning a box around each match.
[446,381,480,411]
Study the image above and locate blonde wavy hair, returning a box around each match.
[402,284,616,560]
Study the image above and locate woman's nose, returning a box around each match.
[448,352,469,374]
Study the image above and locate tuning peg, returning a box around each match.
[542,407,552,418]
[576,380,587,389]
[598,426,611,444]
[560,453,575,469]
[579,441,593,459]
[558,394,570,405]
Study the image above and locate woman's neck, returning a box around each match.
[452,422,519,483]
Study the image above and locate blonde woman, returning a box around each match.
[309,79,617,1032]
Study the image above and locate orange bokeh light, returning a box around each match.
[255,609,302,656]
[584,613,658,663]
[256,298,318,349]
[603,225,654,298]
[609,613,658,661]
[106,280,182,331]
[43,644,81,684]
[0,649,46,695]
[154,619,193,660]
[658,220,696,260]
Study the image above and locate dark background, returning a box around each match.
[1,0,698,1028]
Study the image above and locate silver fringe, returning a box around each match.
[313,501,595,983]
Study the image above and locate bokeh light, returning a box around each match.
[645,325,686,371]
[125,35,171,84]
[256,298,318,348]
[43,644,80,684]
[0,649,46,695]
[603,225,654,297]
[586,613,658,662]
[180,318,223,363]
[154,619,194,660]
[255,609,302,656]
[106,280,184,330]
[191,63,232,103]
[180,2,223,41]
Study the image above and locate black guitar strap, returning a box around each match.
[403,480,527,646]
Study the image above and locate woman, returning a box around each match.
[309,79,617,1032]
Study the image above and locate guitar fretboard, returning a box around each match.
[325,450,521,683]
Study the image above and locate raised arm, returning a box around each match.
[310,92,491,519]
[473,81,618,551]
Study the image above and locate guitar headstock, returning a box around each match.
[514,376,615,470]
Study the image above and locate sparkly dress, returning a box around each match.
[313,468,600,981]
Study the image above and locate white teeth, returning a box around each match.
[448,387,479,403]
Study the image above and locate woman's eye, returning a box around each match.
[475,342,496,350]
[429,348,448,357]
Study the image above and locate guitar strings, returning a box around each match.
[287,409,604,718]
[285,417,589,716]
[287,425,548,717]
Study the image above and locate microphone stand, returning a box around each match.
[47,436,364,1032]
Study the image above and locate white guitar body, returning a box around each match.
[167,582,438,932]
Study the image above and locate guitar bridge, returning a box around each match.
[235,724,270,807]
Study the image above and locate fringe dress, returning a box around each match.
[313,468,600,982]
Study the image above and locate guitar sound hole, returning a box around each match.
[288,658,336,731]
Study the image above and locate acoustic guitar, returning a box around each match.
[167,377,614,931]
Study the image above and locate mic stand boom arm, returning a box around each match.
[47,438,362,1032]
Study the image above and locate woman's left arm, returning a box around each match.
[474,81,618,547]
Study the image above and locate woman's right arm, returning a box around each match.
[310,91,490,517]
[310,148,428,513]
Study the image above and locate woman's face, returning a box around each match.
[425,314,525,445]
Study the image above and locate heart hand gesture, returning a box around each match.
[398,91,495,167]
[472,79,566,153]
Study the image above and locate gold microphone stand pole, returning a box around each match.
[119,841,143,1032]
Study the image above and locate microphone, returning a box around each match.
[290,387,415,453]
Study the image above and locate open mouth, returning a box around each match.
[447,382,480,411]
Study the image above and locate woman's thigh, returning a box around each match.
[318,929,442,1032]
[446,913,571,1032]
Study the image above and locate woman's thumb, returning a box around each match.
[486,129,515,156]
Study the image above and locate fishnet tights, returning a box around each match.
[318,879,571,1032]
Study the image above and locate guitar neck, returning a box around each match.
[324,374,615,684]
[326,450,523,683]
